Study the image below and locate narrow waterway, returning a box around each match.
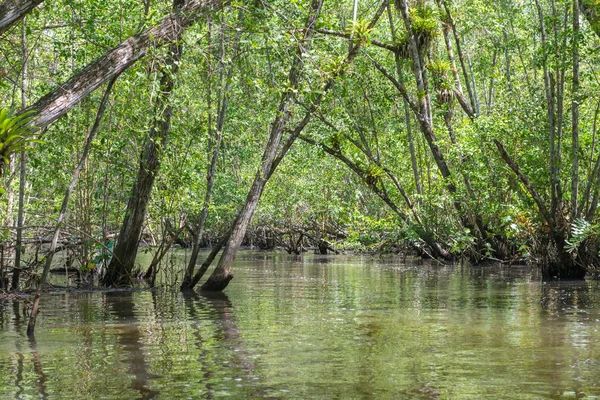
[1,251,599,399]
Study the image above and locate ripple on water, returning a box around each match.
[0,251,600,398]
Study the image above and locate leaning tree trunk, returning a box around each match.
[200,0,325,292]
[20,0,226,129]
[201,0,388,292]
[101,0,185,287]
[0,0,44,36]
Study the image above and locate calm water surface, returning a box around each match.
[1,251,600,399]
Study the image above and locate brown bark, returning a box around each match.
[0,0,44,36]
[189,227,231,289]
[200,0,326,291]
[23,0,226,128]
[101,0,186,287]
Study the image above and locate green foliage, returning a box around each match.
[0,109,39,174]
[566,218,598,254]
[345,19,375,45]
[4,0,600,270]
[409,5,439,37]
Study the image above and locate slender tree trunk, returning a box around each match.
[2,155,16,282]
[487,48,497,111]
[571,0,580,217]
[386,0,492,255]
[535,0,559,216]
[387,3,421,196]
[503,28,511,91]
[200,0,325,291]
[11,19,28,291]
[182,12,242,289]
[12,154,26,290]
[27,77,117,337]
[404,100,421,196]
[102,0,185,287]
[442,0,476,116]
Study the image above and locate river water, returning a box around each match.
[0,251,599,399]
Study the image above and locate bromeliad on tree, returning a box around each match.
[0,108,39,177]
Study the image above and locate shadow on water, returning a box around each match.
[105,292,160,400]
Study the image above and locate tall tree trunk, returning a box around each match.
[27,77,117,337]
[383,0,491,256]
[441,0,477,116]
[0,0,44,36]
[200,0,325,291]
[487,48,497,111]
[386,3,421,196]
[535,0,560,216]
[571,0,580,217]
[11,19,27,291]
[12,154,25,290]
[101,0,185,287]
[503,28,511,91]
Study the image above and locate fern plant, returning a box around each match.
[566,218,597,254]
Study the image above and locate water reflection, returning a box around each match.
[25,339,48,400]
[6,300,49,400]
[182,291,271,399]
[105,292,160,399]
[1,253,600,398]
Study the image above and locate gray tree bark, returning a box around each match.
[0,0,44,36]
[23,0,226,128]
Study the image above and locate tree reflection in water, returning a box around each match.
[10,300,48,399]
[106,291,160,400]
[183,291,280,399]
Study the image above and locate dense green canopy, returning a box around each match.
[2,0,600,293]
